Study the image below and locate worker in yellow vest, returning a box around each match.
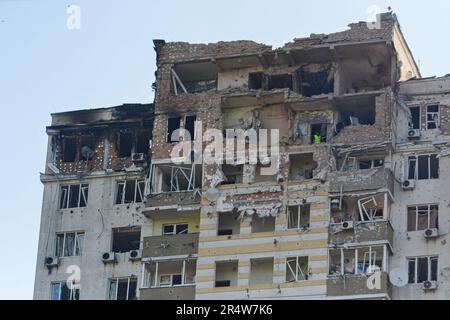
[313,133,321,145]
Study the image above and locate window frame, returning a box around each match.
[407,256,439,284]
[162,223,189,236]
[60,184,89,209]
[108,277,137,300]
[55,231,85,257]
[409,105,421,130]
[115,179,145,205]
[50,281,80,301]
[287,205,311,230]
[407,154,439,181]
[407,204,439,232]
[426,104,440,130]
[286,256,309,282]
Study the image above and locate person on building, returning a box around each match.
[313,132,321,144]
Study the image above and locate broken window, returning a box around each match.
[167,117,181,143]
[249,258,274,286]
[167,116,197,142]
[184,79,217,93]
[357,196,384,222]
[151,164,202,193]
[267,74,293,90]
[298,68,334,97]
[159,274,183,287]
[215,261,238,288]
[60,184,89,209]
[407,205,439,232]
[408,155,439,180]
[135,130,151,154]
[335,96,376,132]
[310,123,327,144]
[56,232,84,257]
[143,259,196,288]
[62,137,78,162]
[108,277,137,300]
[329,246,386,276]
[286,256,309,282]
[117,129,151,157]
[287,205,311,230]
[289,153,316,180]
[356,246,383,274]
[409,106,421,130]
[118,132,134,158]
[248,72,263,90]
[115,179,145,204]
[162,223,189,235]
[359,159,384,170]
[112,227,141,253]
[427,105,439,130]
[408,257,438,284]
[222,164,243,185]
[79,136,95,161]
[218,212,241,236]
[51,282,79,301]
[251,216,275,233]
[185,115,197,141]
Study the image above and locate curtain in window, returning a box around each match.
[108,280,117,300]
[65,233,75,256]
[407,209,417,232]
[75,233,84,256]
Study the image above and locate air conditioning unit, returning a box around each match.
[424,228,439,239]
[102,252,116,264]
[131,153,145,162]
[408,129,421,140]
[129,249,142,261]
[45,256,59,268]
[423,280,438,290]
[402,180,415,190]
[341,221,354,231]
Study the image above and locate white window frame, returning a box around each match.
[407,204,439,232]
[407,154,439,181]
[286,256,309,282]
[56,231,84,257]
[287,205,310,230]
[51,281,79,300]
[358,159,384,170]
[426,104,440,130]
[329,245,388,276]
[407,256,438,284]
[116,179,145,205]
[108,277,137,300]
[60,184,89,209]
[162,223,189,235]
[409,105,422,130]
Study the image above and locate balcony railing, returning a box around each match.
[327,272,391,298]
[140,285,195,300]
[142,233,199,258]
[329,168,394,194]
[329,220,394,248]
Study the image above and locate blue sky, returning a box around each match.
[1,0,449,300]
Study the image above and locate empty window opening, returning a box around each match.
[310,123,327,144]
[108,277,137,300]
[335,96,376,133]
[222,164,243,185]
[167,117,181,143]
[218,212,241,236]
[112,227,141,253]
[183,79,217,94]
[79,136,95,161]
[427,105,439,130]
[51,282,79,301]
[163,223,189,235]
[248,72,263,90]
[407,205,439,232]
[116,179,145,204]
[267,74,293,90]
[289,154,317,181]
[299,69,334,97]
[409,106,421,130]
[215,261,238,288]
[60,184,89,209]
[357,195,385,222]
[118,132,134,158]
[56,232,84,257]
[151,164,202,193]
[62,137,78,162]
[408,155,439,180]
[408,257,438,284]
[287,205,311,230]
[251,216,275,233]
[286,256,309,282]
[329,246,386,276]
[249,258,274,286]
[185,115,197,141]
[135,130,151,154]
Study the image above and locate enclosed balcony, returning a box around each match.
[142,233,199,258]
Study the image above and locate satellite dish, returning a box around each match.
[204,188,220,202]
[389,268,409,288]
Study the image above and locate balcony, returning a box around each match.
[140,285,195,300]
[327,272,391,299]
[145,191,201,209]
[329,220,394,248]
[329,168,394,194]
[143,233,199,258]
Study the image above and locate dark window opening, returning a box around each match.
[251,216,276,233]
[215,280,231,288]
[249,72,263,90]
[310,123,327,144]
[183,79,217,94]
[60,184,89,209]
[427,105,439,130]
[185,116,196,141]
[222,165,243,185]
[410,106,421,130]
[62,137,78,162]
[110,278,137,300]
[112,227,141,253]
[218,212,241,236]
[118,132,134,158]
[267,74,293,90]
[411,154,439,180]
[289,154,317,180]
[135,130,151,154]
[167,117,181,143]
[299,69,334,97]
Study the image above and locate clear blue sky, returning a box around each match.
[1,0,449,300]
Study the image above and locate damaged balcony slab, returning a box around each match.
[140,285,195,301]
[145,191,202,211]
[329,167,394,194]
[142,233,199,258]
[327,272,391,299]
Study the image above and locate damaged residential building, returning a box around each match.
[35,12,450,300]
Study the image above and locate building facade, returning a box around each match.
[34,13,450,300]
